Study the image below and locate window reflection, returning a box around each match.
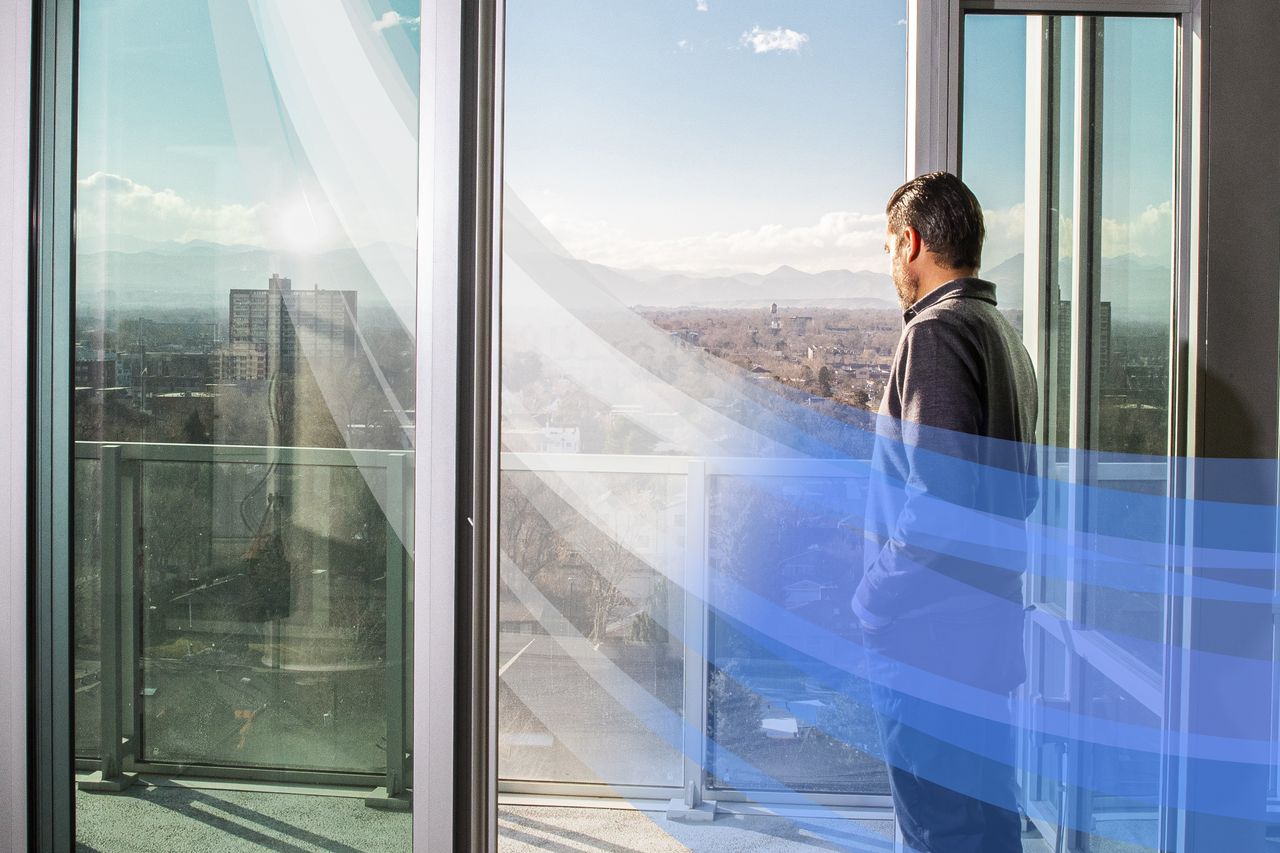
[961,14,1177,853]
[73,0,420,846]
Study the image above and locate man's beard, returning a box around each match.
[892,259,918,312]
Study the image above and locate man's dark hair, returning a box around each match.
[885,172,985,271]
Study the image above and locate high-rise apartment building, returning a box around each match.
[1057,298,1112,377]
[225,274,358,380]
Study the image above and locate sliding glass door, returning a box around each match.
[71,2,424,849]
[497,0,909,823]
[961,12,1180,852]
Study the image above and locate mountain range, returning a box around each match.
[983,252,1174,322]
[72,240,1172,321]
[576,259,897,309]
[74,242,414,321]
[73,242,902,315]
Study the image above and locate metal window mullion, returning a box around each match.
[414,0,464,848]
[1026,15,1062,599]
[908,0,956,176]
[1068,14,1103,623]
[1020,13,1064,829]
[452,0,501,847]
[30,0,77,848]
[1161,9,1201,850]
[1065,15,1104,853]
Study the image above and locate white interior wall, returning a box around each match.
[0,0,31,849]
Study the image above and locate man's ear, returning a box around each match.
[904,226,923,263]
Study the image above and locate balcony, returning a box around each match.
[71,441,905,849]
[73,440,1172,850]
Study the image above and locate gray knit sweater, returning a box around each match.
[853,277,1040,622]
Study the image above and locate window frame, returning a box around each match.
[23,1,485,851]
[942,2,1201,851]
[16,0,1213,850]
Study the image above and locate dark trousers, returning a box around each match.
[864,607,1026,853]
[873,686,1022,853]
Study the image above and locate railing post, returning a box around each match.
[79,445,135,791]
[368,452,411,810]
[669,459,716,820]
[120,454,138,768]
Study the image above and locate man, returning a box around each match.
[851,172,1040,853]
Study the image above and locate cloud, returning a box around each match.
[76,171,354,254]
[1102,201,1174,259]
[372,10,421,32]
[977,197,1172,263]
[538,209,890,275]
[696,0,709,10]
[979,200,1174,270]
[676,38,691,51]
[740,25,809,54]
[980,203,1027,271]
[77,172,271,251]
[535,199,1172,278]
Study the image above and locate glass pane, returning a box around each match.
[706,474,888,795]
[1078,662,1162,852]
[135,461,393,773]
[73,1,419,848]
[961,13,1028,334]
[961,13,1177,853]
[962,15,1078,613]
[499,470,685,786]
[1046,16,1078,612]
[962,13,1174,657]
[1084,16,1177,666]
[499,0,908,820]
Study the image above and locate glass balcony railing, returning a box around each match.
[73,441,411,803]
[497,450,1171,822]
[75,441,1168,828]
[499,452,893,809]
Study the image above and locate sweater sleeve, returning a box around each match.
[854,319,985,620]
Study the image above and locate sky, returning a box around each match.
[503,0,908,274]
[76,0,422,255]
[75,0,1175,277]
[962,14,1178,270]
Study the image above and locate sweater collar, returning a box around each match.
[903,277,998,322]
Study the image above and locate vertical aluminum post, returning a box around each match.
[120,455,138,767]
[669,460,715,820]
[369,452,411,810]
[79,445,134,792]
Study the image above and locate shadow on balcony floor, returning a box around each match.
[75,786,410,853]
[498,804,895,852]
[76,786,896,852]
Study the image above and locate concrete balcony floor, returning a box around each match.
[75,786,897,852]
